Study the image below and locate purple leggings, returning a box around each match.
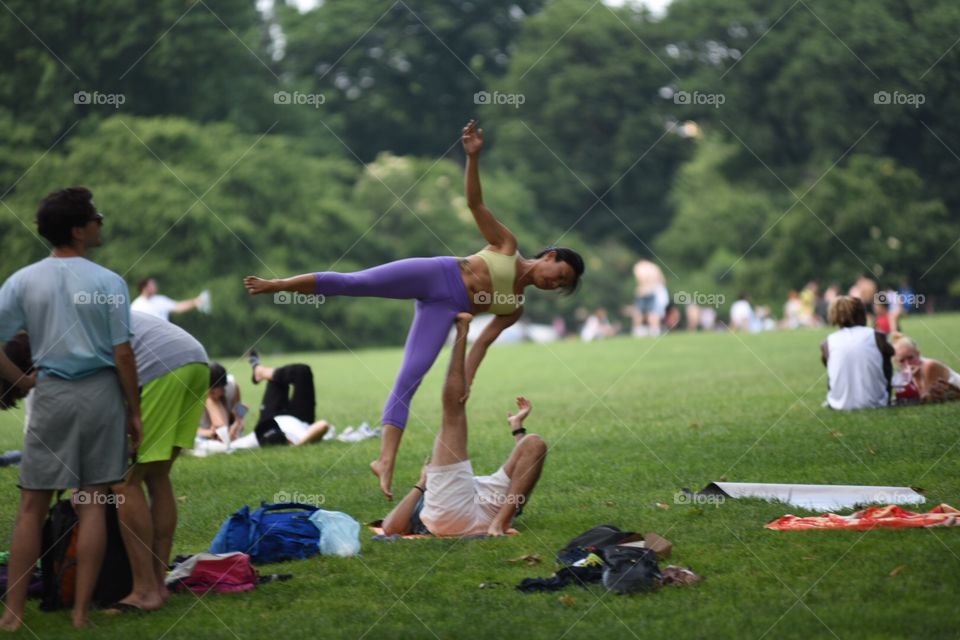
[313,257,472,429]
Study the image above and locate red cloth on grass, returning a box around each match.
[766,504,960,531]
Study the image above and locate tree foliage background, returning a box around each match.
[1,0,958,354]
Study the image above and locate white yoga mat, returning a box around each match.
[698,482,926,511]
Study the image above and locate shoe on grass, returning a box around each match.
[247,349,261,384]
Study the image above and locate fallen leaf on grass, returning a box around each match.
[868,447,877,455]
[558,595,576,606]
[479,582,501,589]
[689,422,700,430]
[656,502,671,510]
[802,556,817,561]
[605,500,616,507]
[507,554,542,566]
[177,495,187,502]
[830,431,843,438]
[889,565,906,577]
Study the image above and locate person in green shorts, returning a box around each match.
[109,310,209,612]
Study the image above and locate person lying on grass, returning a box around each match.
[889,332,960,403]
[381,313,547,538]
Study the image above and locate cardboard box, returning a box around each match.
[644,532,672,559]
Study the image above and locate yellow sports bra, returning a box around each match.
[474,249,521,316]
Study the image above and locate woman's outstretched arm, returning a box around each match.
[244,274,316,295]
[462,119,517,254]
[462,307,523,401]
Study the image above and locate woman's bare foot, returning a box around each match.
[371,424,404,500]
[243,276,275,295]
[370,458,395,501]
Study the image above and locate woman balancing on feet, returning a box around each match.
[243,119,584,499]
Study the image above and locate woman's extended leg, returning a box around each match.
[245,256,456,299]
[371,299,460,500]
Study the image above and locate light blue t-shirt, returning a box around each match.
[0,257,133,379]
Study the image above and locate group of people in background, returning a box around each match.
[576,264,924,342]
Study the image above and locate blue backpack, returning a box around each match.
[209,502,320,564]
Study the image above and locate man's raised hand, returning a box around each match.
[507,396,532,429]
[462,119,484,156]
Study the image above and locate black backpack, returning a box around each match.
[518,524,661,594]
[557,524,638,565]
[40,494,132,611]
[602,545,662,595]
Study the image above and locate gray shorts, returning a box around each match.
[20,368,128,490]
[635,293,657,314]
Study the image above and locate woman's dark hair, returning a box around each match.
[1,333,34,410]
[209,363,228,390]
[36,187,97,248]
[534,246,585,294]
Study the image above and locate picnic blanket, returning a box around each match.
[766,504,960,531]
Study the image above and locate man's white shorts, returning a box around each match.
[420,460,511,536]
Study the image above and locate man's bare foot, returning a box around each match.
[0,614,21,632]
[72,610,89,628]
[109,592,163,613]
[370,458,394,501]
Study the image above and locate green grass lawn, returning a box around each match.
[1,314,959,639]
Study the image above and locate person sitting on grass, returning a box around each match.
[889,332,960,403]
[205,356,330,451]
[382,313,547,537]
[820,295,893,410]
[197,363,246,442]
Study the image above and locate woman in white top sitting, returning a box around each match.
[820,296,893,410]
[889,332,960,403]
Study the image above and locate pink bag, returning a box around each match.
[166,552,258,594]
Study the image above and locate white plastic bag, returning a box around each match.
[308,509,361,557]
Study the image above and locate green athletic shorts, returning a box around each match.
[138,362,208,464]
